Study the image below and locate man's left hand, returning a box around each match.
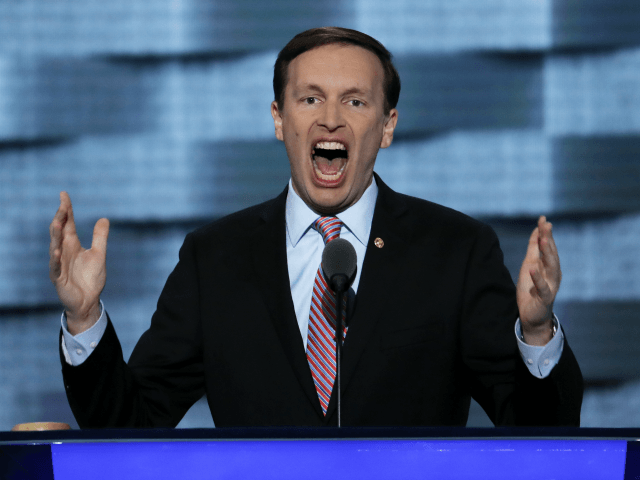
[517,216,561,346]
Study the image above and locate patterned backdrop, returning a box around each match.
[1,0,639,430]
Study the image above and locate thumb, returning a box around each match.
[91,218,110,254]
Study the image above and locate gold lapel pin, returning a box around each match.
[374,237,384,248]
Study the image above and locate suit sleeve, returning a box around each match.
[459,224,583,426]
[60,233,206,428]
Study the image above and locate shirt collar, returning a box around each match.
[286,177,378,248]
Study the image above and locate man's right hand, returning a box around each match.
[49,192,109,335]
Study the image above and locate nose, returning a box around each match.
[318,100,344,131]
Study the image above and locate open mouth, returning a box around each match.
[312,141,348,183]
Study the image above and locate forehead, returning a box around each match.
[286,43,385,94]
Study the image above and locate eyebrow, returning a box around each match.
[341,87,371,97]
[296,83,371,97]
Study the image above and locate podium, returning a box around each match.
[2,427,639,479]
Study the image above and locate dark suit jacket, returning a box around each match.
[61,174,583,428]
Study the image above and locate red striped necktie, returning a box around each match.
[306,216,348,415]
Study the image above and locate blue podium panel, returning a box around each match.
[49,438,626,480]
[2,428,638,479]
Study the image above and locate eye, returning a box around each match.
[349,99,364,107]
[304,97,319,105]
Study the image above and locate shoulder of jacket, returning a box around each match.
[188,194,283,243]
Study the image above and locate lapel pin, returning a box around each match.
[374,237,384,248]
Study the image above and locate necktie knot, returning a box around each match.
[313,217,342,244]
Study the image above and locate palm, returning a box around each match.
[516,216,561,330]
[56,232,106,313]
[49,192,109,324]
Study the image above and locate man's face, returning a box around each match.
[271,44,398,214]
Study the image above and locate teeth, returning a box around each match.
[314,141,346,151]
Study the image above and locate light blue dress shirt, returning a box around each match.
[62,177,563,378]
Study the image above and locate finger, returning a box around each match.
[49,247,62,283]
[49,192,69,266]
[539,236,559,271]
[538,226,554,259]
[61,191,78,237]
[49,219,62,258]
[91,218,110,255]
[49,222,62,263]
[49,192,77,284]
[49,192,69,240]
[530,268,553,305]
[524,226,540,262]
[537,216,556,252]
[537,218,561,281]
[545,221,558,257]
[49,229,63,283]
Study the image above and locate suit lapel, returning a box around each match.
[324,175,411,423]
[250,177,413,423]
[250,188,324,418]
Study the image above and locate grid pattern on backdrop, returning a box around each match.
[1,0,640,429]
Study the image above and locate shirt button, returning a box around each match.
[544,359,550,366]
[75,348,82,355]
[90,342,97,349]
[527,359,533,364]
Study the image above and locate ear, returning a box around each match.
[379,108,398,149]
[271,101,284,142]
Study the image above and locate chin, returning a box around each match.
[312,194,352,215]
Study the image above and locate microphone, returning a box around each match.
[320,238,357,428]
[321,238,357,293]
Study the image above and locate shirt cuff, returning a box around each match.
[60,300,108,366]
[515,315,564,379]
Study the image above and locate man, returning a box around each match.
[50,27,582,428]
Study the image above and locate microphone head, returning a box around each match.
[321,238,357,291]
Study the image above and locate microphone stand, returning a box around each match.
[321,237,357,428]
[332,275,349,428]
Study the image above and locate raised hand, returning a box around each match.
[516,216,561,346]
[49,192,109,335]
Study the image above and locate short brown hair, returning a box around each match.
[273,27,401,115]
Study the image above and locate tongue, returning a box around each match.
[315,156,345,175]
